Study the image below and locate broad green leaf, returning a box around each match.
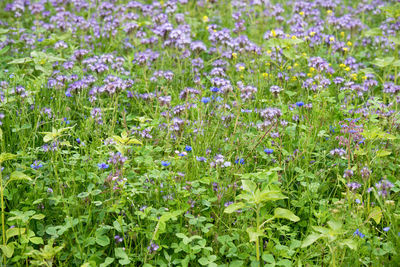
[96,235,110,247]
[376,150,391,157]
[256,190,287,203]
[224,202,245,214]
[6,227,26,240]
[0,244,14,258]
[273,208,300,222]
[0,153,17,163]
[369,206,382,224]
[30,237,44,245]
[8,57,32,64]
[340,239,357,250]
[327,220,342,231]
[372,57,395,68]
[246,227,264,242]
[9,171,32,182]
[301,233,323,248]
[100,257,115,267]
[241,180,257,193]
[32,214,45,221]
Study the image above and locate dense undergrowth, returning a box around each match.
[0,0,400,266]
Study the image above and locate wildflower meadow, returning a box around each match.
[0,0,399,266]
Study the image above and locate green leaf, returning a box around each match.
[376,150,391,157]
[256,190,287,203]
[115,248,130,265]
[0,244,14,258]
[224,202,245,214]
[9,171,32,182]
[30,237,44,245]
[274,208,300,222]
[340,239,357,250]
[198,257,210,265]
[246,227,264,242]
[96,235,110,247]
[301,233,323,248]
[241,179,257,193]
[8,57,32,64]
[31,214,45,220]
[372,57,395,68]
[6,227,26,240]
[100,257,115,267]
[0,153,17,163]
[369,206,382,224]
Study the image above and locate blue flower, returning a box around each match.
[353,229,365,238]
[383,227,390,232]
[296,101,304,107]
[31,160,43,170]
[161,161,170,167]
[201,97,210,104]
[210,87,220,93]
[185,145,192,152]
[97,163,109,169]
[235,158,245,164]
[264,148,273,155]
[76,138,81,144]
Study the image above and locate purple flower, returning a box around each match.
[147,242,159,253]
[235,158,245,164]
[196,157,207,162]
[383,227,390,232]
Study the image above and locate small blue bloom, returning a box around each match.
[65,90,72,97]
[201,97,210,104]
[353,229,365,238]
[235,158,245,164]
[76,138,81,144]
[210,87,220,93]
[97,163,109,169]
[31,160,43,170]
[383,227,390,232]
[63,117,70,125]
[355,199,361,204]
[161,161,170,167]
[37,38,44,42]
[296,101,304,107]
[185,146,192,152]
[264,148,273,155]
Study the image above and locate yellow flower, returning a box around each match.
[309,67,315,72]
[310,31,316,37]
[238,66,245,71]
[345,67,350,72]
[329,37,335,42]
[232,52,237,59]
[307,73,312,77]
[262,73,269,78]
[287,66,292,70]
[302,53,307,57]
[342,47,348,52]
[294,63,299,67]
[291,76,297,81]
[362,75,367,80]
[299,11,305,16]
[271,30,277,37]
[240,74,244,79]
[202,16,209,23]
[327,10,333,15]
[265,62,270,66]
[291,35,297,40]
[267,50,272,54]
[347,41,352,46]
[340,31,345,37]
